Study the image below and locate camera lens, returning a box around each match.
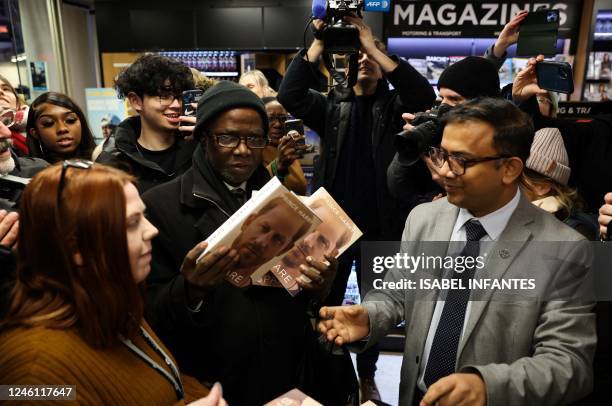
[559,68,568,79]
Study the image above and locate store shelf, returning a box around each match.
[585,78,611,83]
[203,71,239,77]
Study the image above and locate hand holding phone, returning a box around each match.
[516,9,560,57]
[284,119,306,157]
[536,61,574,94]
[178,90,204,139]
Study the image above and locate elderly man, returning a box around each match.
[142,81,337,406]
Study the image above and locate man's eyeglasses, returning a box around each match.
[427,147,512,176]
[210,133,269,149]
[0,109,16,128]
[268,114,288,124]
[57,159,94,207]
[157,92,181,108]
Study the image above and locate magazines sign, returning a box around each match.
[385,1,582,39]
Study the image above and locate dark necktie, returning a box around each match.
[231,188,246,206]
[423,219,487,388]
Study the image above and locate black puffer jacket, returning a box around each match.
[278,51,435,240]
[96,116,196,193]
[142,148,311,406]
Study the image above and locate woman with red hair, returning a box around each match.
[0,162,226,405]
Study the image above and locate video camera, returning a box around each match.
[312,0,390,87]
[394,103,454,165]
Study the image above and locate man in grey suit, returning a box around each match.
[319,98,596,406]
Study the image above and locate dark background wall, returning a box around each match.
[94,0,384,52]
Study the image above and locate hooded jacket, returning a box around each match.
[96,116,196,193]
[142,146,311,406]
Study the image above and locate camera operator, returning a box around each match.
[278,14,435,399]
[387,56,502,212]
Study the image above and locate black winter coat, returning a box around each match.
[142,149,311,406]
[96,116,196,193]
[278,51,436,240]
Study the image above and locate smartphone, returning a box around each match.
[516,9,560,57]
[536,61,574,94]
[181,90,204,117]
[284,119,306,157]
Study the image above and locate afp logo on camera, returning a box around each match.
[364,0,390,12]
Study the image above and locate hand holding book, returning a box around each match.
[181,241,239,304]
[295,254,338,300]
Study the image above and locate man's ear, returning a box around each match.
[502,157,524,185]
[127,92,143,113]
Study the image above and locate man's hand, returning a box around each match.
[178,102,198,141]
[305,19,326,62]
[344,15,376,54]
[512,54,547,104]
[0,210,19,250]
[318,304,370,345]
[493,11,528,58]
[402,113,416,132]
[599,192,612,239]
[180,242,239,304]
[276,132,304,174]
[187,382,228,406]
[297,254,338,299]
[344,14,398,74]
[421,373,486,406]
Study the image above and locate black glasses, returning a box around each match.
[157,92,181,107]
[210,133,269,149]
[57,159,94,207]
[427,147,512,176]
[0,109,16,128]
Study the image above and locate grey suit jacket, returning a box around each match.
[362,195,596,406]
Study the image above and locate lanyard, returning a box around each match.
[121,325,184,400]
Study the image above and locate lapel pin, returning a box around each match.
[499,249,510,259]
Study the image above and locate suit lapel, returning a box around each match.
[458,195,535,358]
[412,200,458,354]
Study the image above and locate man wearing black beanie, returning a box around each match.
[142,80,337,405]
[437,56,501,105]
[387,56,502,212]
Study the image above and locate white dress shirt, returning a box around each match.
[417,189,521,392]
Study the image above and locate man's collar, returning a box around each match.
[454,188,521,241]
[223,181,247,192]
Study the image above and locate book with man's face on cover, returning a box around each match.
[197,177,321,287]
[252,187,362,295]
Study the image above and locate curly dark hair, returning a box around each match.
[114,53,194,99]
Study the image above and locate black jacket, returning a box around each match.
[1,152,48,211]
[142,148,311,406]
[96,116,196,193]
[278,51,435,240]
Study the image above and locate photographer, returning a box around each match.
[278,14,435,399]
[387,56,502,212]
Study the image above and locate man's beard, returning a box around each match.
[0,138,15,175]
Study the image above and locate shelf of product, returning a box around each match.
[158,51,240,80]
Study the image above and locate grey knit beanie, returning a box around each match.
[526,127,571,185]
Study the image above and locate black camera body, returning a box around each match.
[320,0,363,54]
[394,103,453,164]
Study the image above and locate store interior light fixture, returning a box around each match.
[10,54,26,63]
